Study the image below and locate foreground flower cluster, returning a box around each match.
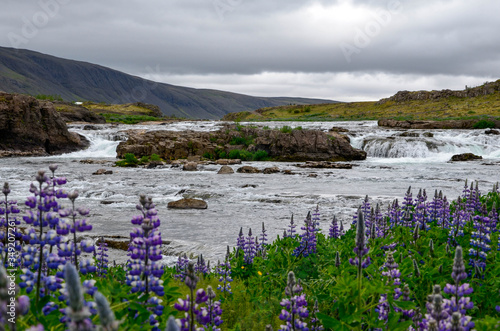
[0,167,499,330]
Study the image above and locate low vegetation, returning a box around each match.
[3,167,500,330]
[115,153,163,167]
[223,84,500,122]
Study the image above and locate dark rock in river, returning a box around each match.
[93,169,113,175]
[450,153,483,161]
[237,166,260,174]
[263,166,280,174]
[0,92,89,157]
[168,198,208,209]
[485,129,500,135]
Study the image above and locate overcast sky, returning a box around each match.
[1,0,499,101]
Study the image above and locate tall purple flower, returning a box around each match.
[278,271,309,331]
[96,237,108,277]
[216,246,232,294]
[286,214,297,238]
[174,254,190,282]
[349,210,370,269]
[293,211,318,257]
[468,206,491,276]
[243,228,256,264]
[329,216,340,239]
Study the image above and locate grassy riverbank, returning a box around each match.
[223,87,500,122]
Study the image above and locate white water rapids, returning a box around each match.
[1,121,499,264]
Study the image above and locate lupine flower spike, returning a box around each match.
[94,291,119,331]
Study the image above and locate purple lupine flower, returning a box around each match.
[286,214,297,238]
[63,263,94,331]
[279,271,310,331]
[22,167,70,305]
[205,286,223,329]
[489,201,498,232]
[126,195,164,296]
[175,262,223,330]
[217,246,233,294]
[293,210,318,257]
[236,227,245,250]
[388,198,402,227]
[94,292,119,331]
[96,237,108,277]
[402,186,414,227]
[377,251,403,326]
[349,210,370,269]
[258,222,268,256]
[243,228,256,264]
[329,216,340,239]
[174,254,190,282]
[428,190,443,223]
[469,206,492,277]
[443,246,475,330]
[194,254,209,276]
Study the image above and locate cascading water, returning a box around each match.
[1,120,499,263]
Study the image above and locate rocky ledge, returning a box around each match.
[378,118,500,129]
[0,92,89,157]
[116,124,366,162]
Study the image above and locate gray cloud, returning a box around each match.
[1,0,499,100]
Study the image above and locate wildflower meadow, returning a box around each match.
[1,166,499,330]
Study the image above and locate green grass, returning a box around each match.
[223,90,500,122]
[100,113,163,124]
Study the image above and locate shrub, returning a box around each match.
[150,154,161,161]
[252,150,269,161]
[280,126,293,133]
[202,152,215,160]
[473,119,496,129]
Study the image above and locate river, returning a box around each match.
[1,121,499,264]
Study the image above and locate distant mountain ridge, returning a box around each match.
[0,46,335,119]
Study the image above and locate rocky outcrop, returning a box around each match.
[53,101,106,123]
[378,119,500,129]
[378,80,500,103]
[116,125,366,162]
[450,153,483,162]
[167,198,208,209]
[0,92,89,157]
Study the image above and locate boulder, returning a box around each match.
[485,129,500,135]
[217,165,234,174]
[237,166,260,173]
[263,166,280,174]
[167,198,208,209]
[183,162,198,171]
[0,92,89,157]
[92,169,113,175]
[450,153,483,162]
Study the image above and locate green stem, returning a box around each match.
[357,258,363,331]
[35,182,44,307]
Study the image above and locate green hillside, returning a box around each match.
[223,80,500,122]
